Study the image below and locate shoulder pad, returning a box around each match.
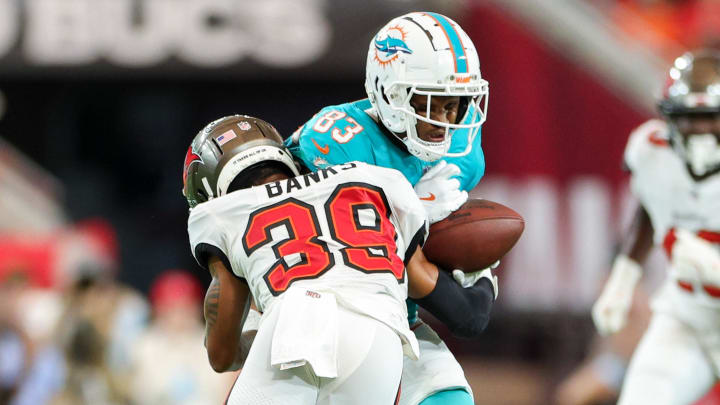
[293,106,374,170]
[187,202,233,274]
[624,119,670,172]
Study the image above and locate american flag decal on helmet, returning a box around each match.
[216,130,237,146]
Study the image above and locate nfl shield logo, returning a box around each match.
[238,121,251,131]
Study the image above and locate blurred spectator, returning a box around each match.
[603,0,720,60]
[51,220,149,405]
[0,270,65,405]
[129,270,233,405]
[52,273,148,405]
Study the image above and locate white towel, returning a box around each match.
[270,287,339,378]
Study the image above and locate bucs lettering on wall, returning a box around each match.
[243,183,404,296]
[0,0,330,68]
[0,0,429,76]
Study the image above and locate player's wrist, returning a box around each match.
[475,276,496,300]
[593,254,641,335]
[452,268,499,299]
[416,270,494,338]
[242,307,261,333]
[608,255,642,291]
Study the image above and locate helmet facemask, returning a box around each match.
[384,80,488,162]
[666,114,720,177]
[684,133,720,176]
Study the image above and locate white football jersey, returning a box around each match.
[187,161,427,358]
[625,119,720,288]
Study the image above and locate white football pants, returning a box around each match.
[227,302,403,405]
[399,320,472,405]
[618,282,720,405]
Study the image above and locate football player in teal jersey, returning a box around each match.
[285,12,492,405]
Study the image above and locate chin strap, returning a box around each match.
[685,134,720,176]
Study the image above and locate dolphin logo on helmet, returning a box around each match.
[373,25,413,67]
[374,37,412,55]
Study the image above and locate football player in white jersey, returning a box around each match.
[182,115,498,405]
[592,50,720,405]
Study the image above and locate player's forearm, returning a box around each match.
[231,307,261,369]
[234,329,257,368]
[592,205,651,336]
[204,257,250,372]
[407,247,494,337]
[414,270,494,339]
[205,304,248,372]
[407,248,440,299]
[204,276,239,371]
[618,204,654,266]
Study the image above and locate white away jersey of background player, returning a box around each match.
[625,119,720,290]
[619,120,720,405]
[187,161,427,358]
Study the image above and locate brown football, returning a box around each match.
[423,199,524,272]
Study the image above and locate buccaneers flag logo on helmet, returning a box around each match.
[183,146,203,187]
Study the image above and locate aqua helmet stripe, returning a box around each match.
[424,12,468,74]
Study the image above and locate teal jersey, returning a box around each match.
[286,99,485,190]
[286,99,486,325]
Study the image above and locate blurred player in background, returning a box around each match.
[555,287,652,405]
[183,115,497,404]
[592,50,720,405]
[285,12,490,405]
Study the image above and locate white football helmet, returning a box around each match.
[365,12,489,162]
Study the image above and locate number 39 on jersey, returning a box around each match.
[243,183,404,295]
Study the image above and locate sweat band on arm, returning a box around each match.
[414,270,495,338]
